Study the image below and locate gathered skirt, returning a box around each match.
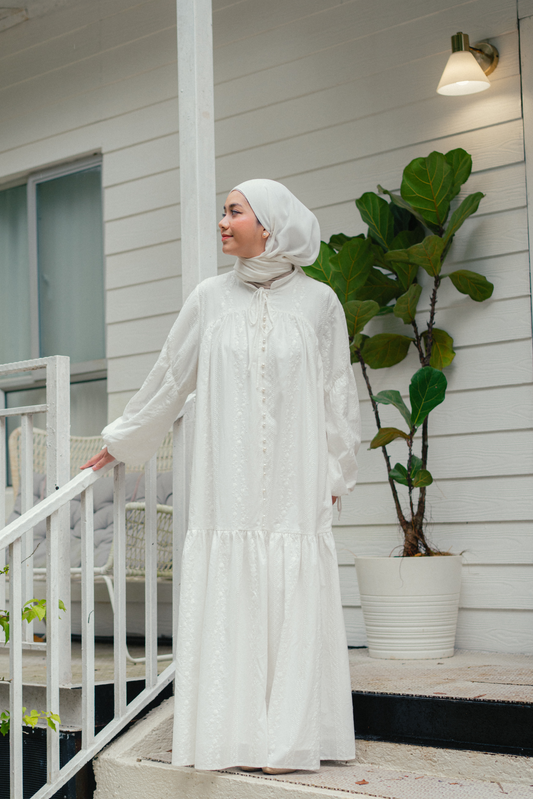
[171,528,355,771]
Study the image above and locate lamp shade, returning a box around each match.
[437,50,491,95]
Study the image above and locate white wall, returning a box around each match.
[0,0,530,652]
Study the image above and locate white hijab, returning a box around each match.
[232,179,321,284]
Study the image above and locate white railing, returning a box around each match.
[0,357,188,799]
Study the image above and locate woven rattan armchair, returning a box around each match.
[9,427,174,663]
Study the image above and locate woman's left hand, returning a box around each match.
[80,446,116,471]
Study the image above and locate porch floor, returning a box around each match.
[0,638,173,685]
[348,647,533,703]
[2,643,530,698]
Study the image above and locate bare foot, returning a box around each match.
[240,766,261,772]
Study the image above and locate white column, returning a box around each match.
[176,0,218,300]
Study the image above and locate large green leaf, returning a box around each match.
[422,328,456,370]
[356,192,395,251]
[362,333,413,369]
[393,283,422,324]
[377,185,428,229]
[401,235,446,277]
[400,151,453,229]
[330,237,375,303]
[386,258,419,292]
[444,269,494,302]
[372,389,412,428]
[369,427,410,449]
[390,228,425,250]
[329,233,363,251]
[409,454,423,478]
[356,268,402,306]
[389,203,426,240]
[412,468,433,487]
[303,241,336,286]
[442,193,484,248]
[344,300,380,336]
[446,148,472,200]
[389,462,409,485]
[370,242,389,269]
[409,367,447,428]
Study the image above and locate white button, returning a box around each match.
[263,447,266,452]
[262,346,265,351]
[262,398,266,403]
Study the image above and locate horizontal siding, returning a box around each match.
[0,0,531,653]
[339,564,533,609]
[333,522,533,565]
[345,606,533,653]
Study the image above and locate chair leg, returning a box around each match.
[101,575,173,664]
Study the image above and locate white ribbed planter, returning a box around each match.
[354,555,462,660]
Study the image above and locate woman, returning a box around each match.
[83,179,361,773]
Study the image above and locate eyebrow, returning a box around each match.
[223,202,244,211]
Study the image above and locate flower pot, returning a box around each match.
[354,555,462,660]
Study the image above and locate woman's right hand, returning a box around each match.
[80,446,116,471]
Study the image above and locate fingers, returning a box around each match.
[93,451,115,471]
[80,447,115,471]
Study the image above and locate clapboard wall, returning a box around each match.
[0,0,531,651]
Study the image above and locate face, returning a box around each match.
[219,190,269,258]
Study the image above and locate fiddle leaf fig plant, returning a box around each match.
[304,148,494,557]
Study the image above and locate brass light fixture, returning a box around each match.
[437,32,499,96]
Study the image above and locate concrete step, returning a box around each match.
[93,698,533,799]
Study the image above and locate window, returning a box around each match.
[0,158,107,480]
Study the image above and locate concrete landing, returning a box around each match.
[348,648,533,703]
[93,697,533,799]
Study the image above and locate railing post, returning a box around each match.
[145,456,158,687]
[46,356,71,685]
[20,413,34,642]
[113,463,127,718]
[0,391,6,643]
[9,536,23,799]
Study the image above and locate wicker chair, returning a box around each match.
[9,427,174,663]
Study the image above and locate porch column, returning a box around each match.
[176,0,218,300]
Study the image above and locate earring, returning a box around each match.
[263,231,269,238]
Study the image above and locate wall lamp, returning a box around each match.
[437,32,499,96]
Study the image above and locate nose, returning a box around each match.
[219,215,227,230]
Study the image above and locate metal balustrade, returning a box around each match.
[0,357,187,798]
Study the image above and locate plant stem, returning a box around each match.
[423,275,441,366]
[411,318,425,361]
[355,349,408,530]
[406,432,415,522]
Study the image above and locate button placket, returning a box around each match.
[260,326,268,528]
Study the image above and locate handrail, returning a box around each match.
[0,462,115,552]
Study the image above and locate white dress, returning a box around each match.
[103,268,361,771]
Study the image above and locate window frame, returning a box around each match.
[26,154,105,369]
[0,156,107,393]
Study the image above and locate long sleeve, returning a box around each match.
[102,287,200,465]
[320,290,361,497]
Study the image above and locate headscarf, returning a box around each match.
[232,179,320,284]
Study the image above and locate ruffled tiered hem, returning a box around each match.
[172,529,355,771]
